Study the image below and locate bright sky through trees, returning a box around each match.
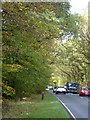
[70,0,90,14]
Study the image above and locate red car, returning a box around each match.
[79,87,90,96]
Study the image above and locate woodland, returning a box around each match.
[2,2,90,99]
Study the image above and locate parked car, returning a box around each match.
[46,86,53,90]
[48,86,53,90]
[45,87,49,91]
[56,86,66,94]
[79,87,90,96]
[53,87,57,93]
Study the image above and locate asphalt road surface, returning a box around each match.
[53,92,90,120]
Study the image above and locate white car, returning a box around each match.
[56,86,66,94]
[46,86,53,90]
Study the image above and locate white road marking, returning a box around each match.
[57,97,76,120]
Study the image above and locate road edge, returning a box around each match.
[56,96,76,120]
[49,91,76,120]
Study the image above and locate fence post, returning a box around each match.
[42,91,44,100]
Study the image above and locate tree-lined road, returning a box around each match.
[54,92,90,119]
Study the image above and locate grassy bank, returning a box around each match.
[2,91,70,118]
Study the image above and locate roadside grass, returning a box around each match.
[2,91,70,118]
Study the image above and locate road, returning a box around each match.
[0,98,2,120]
[52,92,90,120]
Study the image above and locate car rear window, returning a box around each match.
[88,88,90,90]
[58,86,64,88]
[82,87,88,90]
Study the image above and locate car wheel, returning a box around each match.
[79,94,82,96]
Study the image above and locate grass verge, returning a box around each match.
[2,91,70,118]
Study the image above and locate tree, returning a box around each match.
[2,2,80,99]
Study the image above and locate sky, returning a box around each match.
[70,0,90,14]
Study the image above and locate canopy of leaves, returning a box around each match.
[2,2,80,99]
